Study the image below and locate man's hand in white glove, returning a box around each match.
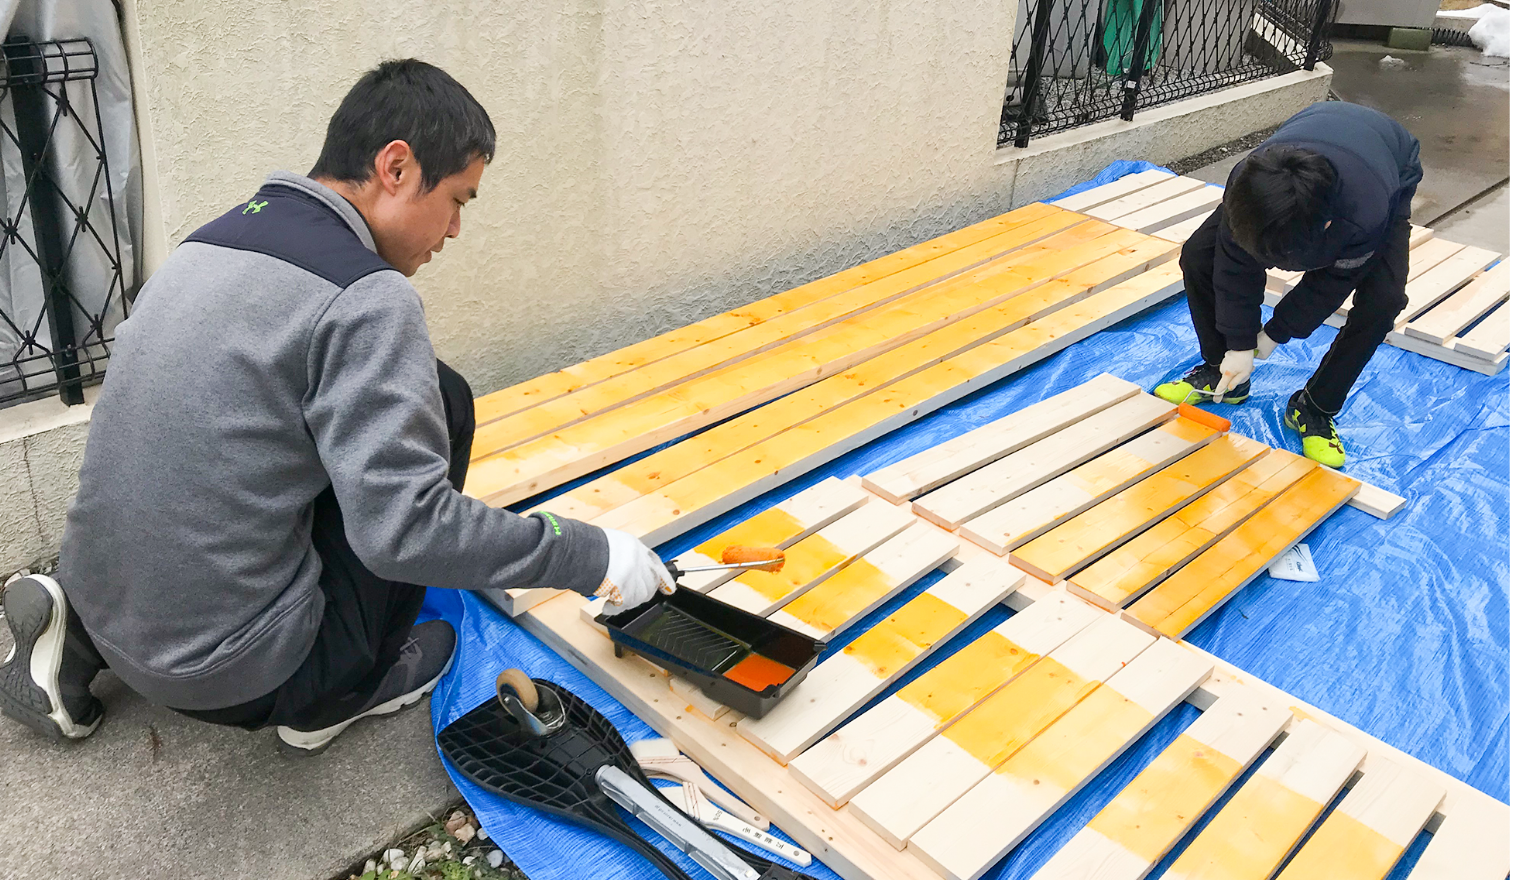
[1217,349,1255,396]
[1254,330,1278,361]
[595,528,676,610]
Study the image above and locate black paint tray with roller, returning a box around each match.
[597,587,825,719]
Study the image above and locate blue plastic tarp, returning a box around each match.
[424,161,1508,880]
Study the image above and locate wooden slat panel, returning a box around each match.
[1393,245,1501,327]
[1088,177,1208,222]
[591,263,1188,546]
[1452,300,1510,359]
[862,373,1142,504]
[1030,690,1290,880]
[1332,237,1467,319]
[1384,326,1510,374]
[736,558,1023,762]
[1153,209,1213,244]
[912,395,1178,530]
[1404,258,1510,344]
[1111,186,1222,235]
[847,617,1155,849]
[1010,433,1270,582]
[1274,757,1445,880]
[1051,170,1174,213]
[789,592,1101,807]
[1160,720,1366,880]
[908,639,1215,880]
[959,417,1224,557]
[1268,226,1435,299]
[1067,449,1318,610]
[1404,798,1512,880]
[1125,466,1360,639]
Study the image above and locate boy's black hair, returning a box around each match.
[310,59,495,192]
[1223,145,1337,264]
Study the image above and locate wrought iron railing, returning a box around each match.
[1001,0,1337,147]
[0,37,127,406]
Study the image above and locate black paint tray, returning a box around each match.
[597,587,826,719]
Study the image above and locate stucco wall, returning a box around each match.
[0,390,95,573]
[119,0,1019,395]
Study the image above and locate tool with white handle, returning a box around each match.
[632,738,771,830]
[596,766,761,880]
[660,782,813,867]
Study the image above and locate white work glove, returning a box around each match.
[1254,330,1278,361]
[1217,349,1254,396]
[595,528,676,610]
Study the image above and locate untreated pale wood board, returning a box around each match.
[1346,477,1406,520]
[516,592,948,880]
[1159,720,1367,880]
[1152,209,1213,244]
[467,225,1165,506]
[591,263,1188,546]
[862,373,1142,504]
[1125,466,1360,640]
[1393,245,1501,328]
[959,416,1224,556]
[1051,169,1174,213]
[911,395,1178,530]
[735,558,1024,763]
[1274,756,1445,880]
[1110,186,1222,235]
[1010,433,1270,582]
[1067,449,1318,610]
[1404,258,1510,344]
[1330,237,1468,320]
[790,591,1101,807]
[1087,177,1208,222]
[847,616,1155,849]
[1452,300,1510,360]
[708,497,916,615]
[1404,797,1512,880]
[543,240,1178,523]
[908,638,1214,880]
[769,523,960,641]
[473,201,1070,426]
[1384,328,1510,375]
[1029,689,1290,880]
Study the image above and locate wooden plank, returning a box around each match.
[1125,466,1360,640]
[1274,757,1445,880]
[516,592,948,880]
[1384,327,1510,375]
[769,522,961,640]
[1152,210,1213,245]
[1110,186,1222,235]
[1331,237,1468,320]
[592,263,1189,546]
[1051,170,1174,213]
[790,591,1102,807]
[847,616,1155,849]
[1452,300,1510,359]
[908,638,1215,880]
[735,558,1024,762]
[668,477,870,593]
[708,497,916,615]
[1087,177,1208,222]
[544,239,1179,523]
[1404,797,1512,880]
[959,416,1224,556]
[473,201,1072,427]
[1347,478,1406,520]
[1009,433,1270,582]
[1067,449,1319,610]
[1159,720,1367,880]
[1404,258,1510,344]
[862,373,1142,505]
[911,395,1179,530]
[1393,245,1501,328]
[1029,689,1291,880]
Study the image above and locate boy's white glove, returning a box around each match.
[595,528,676,610]
[1254,330,1279,361]
[1217,349,1255,396]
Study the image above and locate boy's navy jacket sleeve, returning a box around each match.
[1213,215,1270,351]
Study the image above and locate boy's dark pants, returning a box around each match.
[1180,208,1410,414]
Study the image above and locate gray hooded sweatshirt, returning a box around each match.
[58,172,607,710]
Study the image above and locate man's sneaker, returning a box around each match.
[276,619,457,755]
[0,575,105,740]
[1154,363,1251,406]
[1285,390,1347,468]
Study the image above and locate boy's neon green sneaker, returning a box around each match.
[1153,363,1251,406]
[1285,390,1346,468]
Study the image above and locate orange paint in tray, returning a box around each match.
[722,652,796,692]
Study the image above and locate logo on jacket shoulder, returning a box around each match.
[1334,251,1374,270]
[242,199,269,215]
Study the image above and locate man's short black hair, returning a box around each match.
[310,59,495,192]
[1223,145,1337,264]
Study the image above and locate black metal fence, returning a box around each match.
[0,37,127,407]
[1001,0,1337,147]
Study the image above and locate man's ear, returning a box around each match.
[372,140,414,196]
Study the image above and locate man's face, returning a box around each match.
[369,151,485,277]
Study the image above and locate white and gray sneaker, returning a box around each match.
[0,575,106,740]
[276,619,457,755]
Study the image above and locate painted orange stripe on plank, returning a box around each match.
[942,657,1096,766]
[1166,774,1325,880]
[732,533,851,603]
[1274,812,1405,880]
[841,593,968,679]
[893,631,1035,724]
[1088,734,1240,861]
[993,686,1148,790]
[773,559,894,633]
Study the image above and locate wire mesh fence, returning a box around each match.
[0,37,127,407]
[1001,0,1337,146]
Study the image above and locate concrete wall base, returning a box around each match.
[0,390,97,576]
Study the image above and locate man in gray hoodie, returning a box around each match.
[0,60,672,753]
